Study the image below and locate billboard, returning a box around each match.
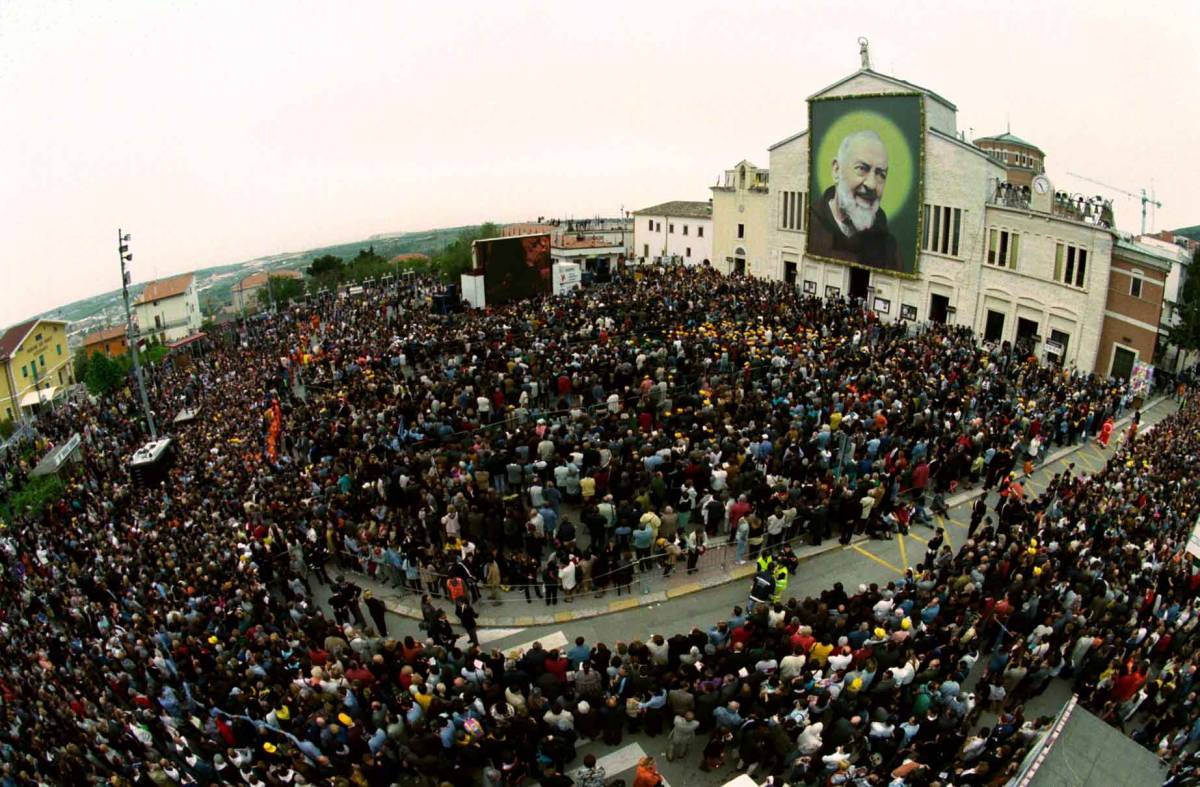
[808,92,924,277]
[472,234,552,305]
[552,261,582,295]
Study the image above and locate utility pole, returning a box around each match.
[118,230,158,440]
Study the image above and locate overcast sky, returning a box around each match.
[2,0,1197,327]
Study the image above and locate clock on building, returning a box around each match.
[1032,175,1051,194]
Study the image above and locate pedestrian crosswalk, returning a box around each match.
[454,626,526,649]
[501,629,569,655]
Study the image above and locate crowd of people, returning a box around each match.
[0,265,1195,787]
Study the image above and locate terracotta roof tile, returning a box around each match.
[134,273,194,305]
[83,326,127,346]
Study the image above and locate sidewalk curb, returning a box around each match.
[383,536,860,628]
[383,395,1171,629]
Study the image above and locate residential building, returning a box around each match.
[232,269,304,313]
[1096,235,1172,378]
[711,161,771,276]
[81,325,129,359]
[133,273,202,344]
[632,201,713,265]
[1138,232,1195,373]
[0,319,72,421]
[719,51,1154,377]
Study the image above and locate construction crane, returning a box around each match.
[1066,172,1162,235]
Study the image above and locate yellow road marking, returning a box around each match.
[667,581,702,599]
[906,531,928,544]
[937,515,953,550]
[851,544,903,574]
[897,533,909,571]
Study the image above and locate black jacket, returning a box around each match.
[808,185,904,273]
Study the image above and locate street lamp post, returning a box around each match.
[118,229,158,440]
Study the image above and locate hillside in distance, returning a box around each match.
[40,225,474,335]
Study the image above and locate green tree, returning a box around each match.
[258,275,305,308]
[73,348,92,385]
[306,254,345,289]
[431,223,501,282]
[83,352,127,397]
[345,246,393,283]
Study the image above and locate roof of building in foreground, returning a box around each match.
[632,201,712,219]
[135,273,194,305]
[807,67,958,111]
[0,317,68,361]
[83,325,127,346]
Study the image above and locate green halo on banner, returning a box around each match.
[813,110,915,219]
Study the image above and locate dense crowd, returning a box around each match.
[0,266,1195,787]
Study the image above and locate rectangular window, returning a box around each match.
[39,354,45,368]
[922,204,963,257]
[697,226,703,237]
[21,365,27,378]
[986,228,1019,268]
[683,225,689,236]
[737,224,745,239]
[1054,243,1088,288]
[686,247,691,258]
[779,191,808,231]
[643,244,649,258]
[1131,276,1142,298]
[669,224,674,234]
[56,344,62,356]
[648,220,654,231]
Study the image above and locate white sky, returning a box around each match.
[2,0,1197,327]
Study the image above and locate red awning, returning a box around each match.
[167,332,207,350]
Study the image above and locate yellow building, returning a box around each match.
[0,318,72,422]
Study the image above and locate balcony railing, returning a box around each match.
[988,180,1113,228]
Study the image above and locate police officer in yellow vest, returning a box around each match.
[771,563,789,604]
[756,552,774,574]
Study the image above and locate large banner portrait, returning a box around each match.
[807,92,924,277]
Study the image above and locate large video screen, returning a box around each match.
[473,234,552,305]
[808,93,924,277]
